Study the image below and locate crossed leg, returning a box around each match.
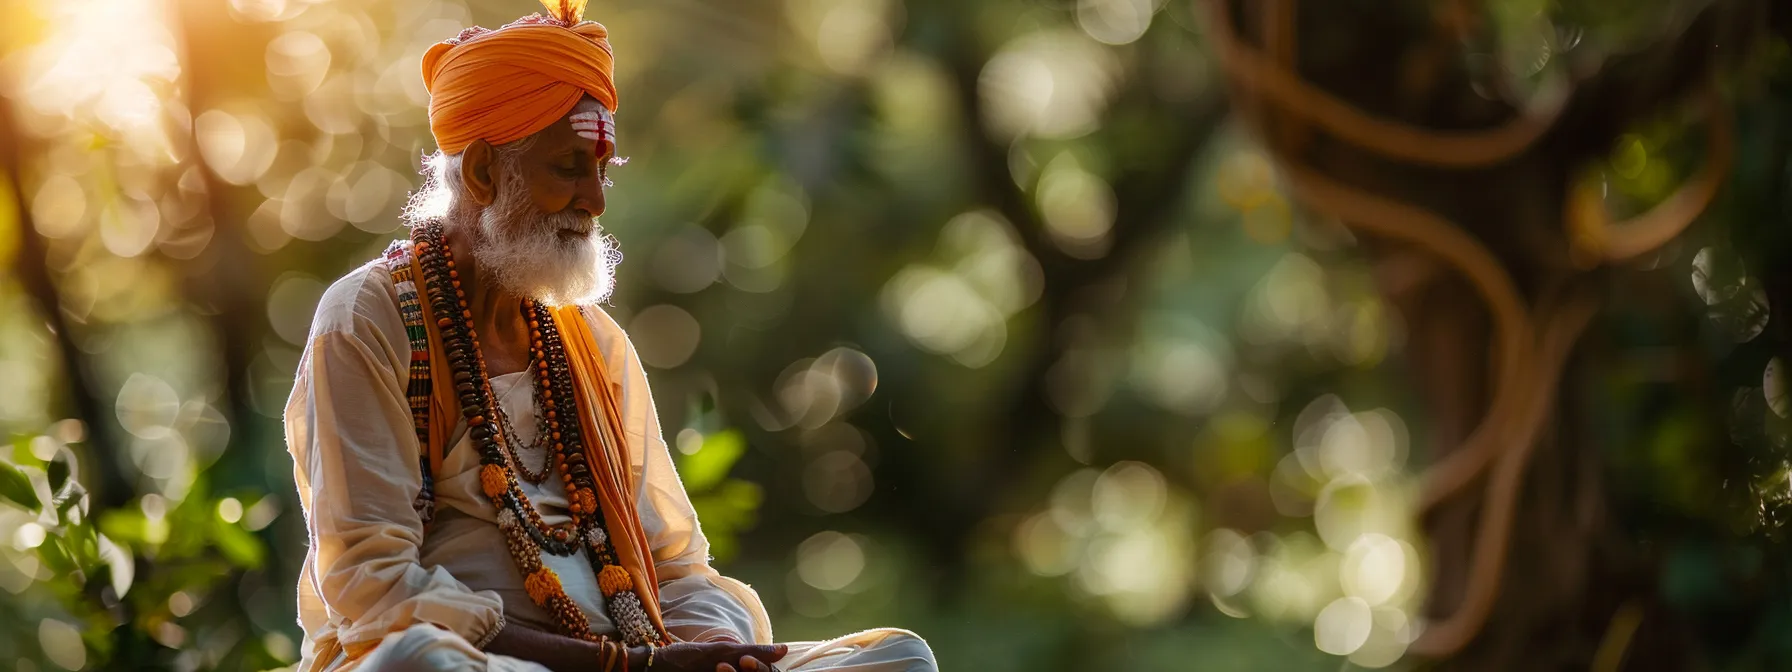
[327,625,935,672]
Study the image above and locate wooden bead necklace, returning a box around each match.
[410,222,661,647]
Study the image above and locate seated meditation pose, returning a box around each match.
[283,2,936,670]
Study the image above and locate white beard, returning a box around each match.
[472,173,619,307]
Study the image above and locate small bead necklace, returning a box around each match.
[492,349,555,484]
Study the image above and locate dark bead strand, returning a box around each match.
[527,302,602,504]
[542,313,588,477]
[503,493,583,556]
[495,301,556,484]
[537,311,579,479]
[540,310,600,491]
[528,304,622,567]
[534,304,650,640]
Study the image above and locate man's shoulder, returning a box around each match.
[574,302,623,332]
[573,303,646,356]
[308,252,403,341]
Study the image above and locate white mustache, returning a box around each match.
[548,213,596,235]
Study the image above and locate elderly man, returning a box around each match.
[283,3,936,670]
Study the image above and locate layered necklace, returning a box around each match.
[492,352,554,484]
[410,222,662,647]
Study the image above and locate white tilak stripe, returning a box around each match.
[570,110,615,144]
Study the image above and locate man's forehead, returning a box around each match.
[564,101,616,156]
[571,97,609,115]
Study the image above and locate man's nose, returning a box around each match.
[572,174,606,219]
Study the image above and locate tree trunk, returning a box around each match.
[1210,0,1774,664]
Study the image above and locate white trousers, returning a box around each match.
[337,625,937,672]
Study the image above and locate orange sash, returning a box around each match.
[550,305,671,641]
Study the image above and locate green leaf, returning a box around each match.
[37,536,76,573]
[98,509,150,545]
[706,530,738,563]
[53,481,88,523]
[0,458,40,511]
[10,434,33,464]
[691,497,741,531]
[65,522,101,569]
[692,480,763,563]
[678,430,746,492]
[718,479,763,510]
[212,518,266,568]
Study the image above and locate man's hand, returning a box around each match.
[642,642,788,672]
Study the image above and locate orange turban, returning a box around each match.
[421,17,619,154]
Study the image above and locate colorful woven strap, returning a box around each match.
[384,239,440,524]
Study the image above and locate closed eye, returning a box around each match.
[554,149,593,179]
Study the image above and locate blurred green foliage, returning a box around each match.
[679,428,764,563]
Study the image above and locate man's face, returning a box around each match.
[468,97,620,306]
[501,96,614,225]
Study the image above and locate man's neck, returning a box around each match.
[444,220,532,377]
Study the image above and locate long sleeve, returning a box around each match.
[288,265,506,657]
[582,306,775,645]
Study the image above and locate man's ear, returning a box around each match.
[461,139,497,206]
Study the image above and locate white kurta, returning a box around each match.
[286,258,934,671]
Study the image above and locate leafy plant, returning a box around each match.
[0,433,275,670]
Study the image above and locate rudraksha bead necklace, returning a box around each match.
[410,222,660,646]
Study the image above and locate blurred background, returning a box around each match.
[1,0,1790,669]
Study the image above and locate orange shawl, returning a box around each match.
[551,304,671,641]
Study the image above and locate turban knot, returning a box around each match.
[422,17,619,154]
